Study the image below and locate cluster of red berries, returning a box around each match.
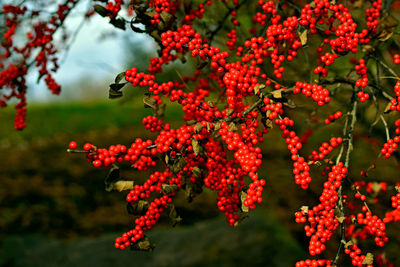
[295,259,332,267]
[116,194,173,249]
[0,64,27,129]
[71,139,158,170]
[324,111,342,125]
[1,1,76,129]
[105,0,124,19]
[293,82,331,106]
[357,90,370,103]
[308,137,342,161]
[320,52,337,66]
[353,210,388,247]
[380,136,400,159]
[395,119,400,135]
[389,81,400,111]
[149,0,178,24]
[142,115,165,132]
[344,243,373,267]
[226,29,237,50]
[394,54,400,64]
[365,0,382,34]
[181,1,210,25]
[295,163,347,255]
[355,59,368,88]
[384,191,400,223]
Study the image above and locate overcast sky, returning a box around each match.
[24,2,151,102]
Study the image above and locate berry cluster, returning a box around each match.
[324,111,342,125]
[380,136,400,159]
[384,192,400,223]
[389,81,400,111]
[293,82,331,106]
[308,137,342,161]
[295,163,347,256]
[106,0,124,19]
[394,54,400,65]
[142,115,165,132]
[1,0,77,129]
[344,243,373,267]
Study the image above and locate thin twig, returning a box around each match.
[208,0,247,44]
[371,55,399,78]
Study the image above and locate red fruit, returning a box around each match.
[68,141,77,149]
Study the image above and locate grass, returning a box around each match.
[0,100,183,144]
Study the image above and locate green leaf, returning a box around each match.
[131,236,155,251]
[156,103,166,118]
[114,72,126,84]
[93,4,109,17]
[183,176,203,202]
[170,157,187,173]
[143,94,157,110]
[105,165,120,191]
[109,88,122,99]
[228,122,237,132]
[109,82,127,99]
[161,184,178,194]
[233,212,249,227]
[110,18,126,30]
[240,191,249,212]
[126,200,149,215]
[194,124,204,133]
[168,204,182,227]
[104,165,134,192]
[192,138,201,156]
[362,253,373,265]
[192,167,201,179]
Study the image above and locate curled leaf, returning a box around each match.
[226,108,235,117]
[240,191,249,212]
[233,212,249,227]
[228,122,237,131]
[384,102,393,114]
[271,89,283,99]
[132,236,155,251]
[300,206,309,215]
[192,167,201,179]
[183,176,203,202]
[143,94,157,110]
[93,4,109,17]
[156,103,166,118]
[127,200,149,215]
[110,18,126,30]
[336,216,345,223]
[112,180,134,192]
[194,124,204,133]
[109,83,126,99]
[344,240,353,249]
[168,204,182,227]
[299,30,308,46]
[114,72,126,84]
[192,138,201,156]
[362,253,374,265]
[170,157,187,173]
[161,184,178,194]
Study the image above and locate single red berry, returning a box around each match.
[68,141,77,149]
[84,143,93,151]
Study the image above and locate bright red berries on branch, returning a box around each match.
[3,0,400,266]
